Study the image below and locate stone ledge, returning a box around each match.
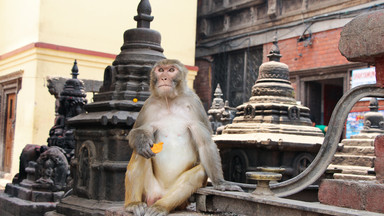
[0,191,56,216]
[195,187,382,215]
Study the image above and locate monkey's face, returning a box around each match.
[154,65,180,98]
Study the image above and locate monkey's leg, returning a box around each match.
[146,164,207,215]
[125,152,154,216]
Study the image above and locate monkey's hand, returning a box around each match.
[213,179,243,192]
[125,202,147,216]
[129,129,156,159]
[144,205,169,216]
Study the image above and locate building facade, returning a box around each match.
[194,0,384,126]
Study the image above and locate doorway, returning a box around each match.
[0,71,22,173]
[3,93,16,172]
[305,78,343,125]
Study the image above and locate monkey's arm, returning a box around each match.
[189,121,242,192]
[128,101,156,159]
[189,95,243,192]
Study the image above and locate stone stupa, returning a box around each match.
[47,0,165,215]
[214,38,324,181]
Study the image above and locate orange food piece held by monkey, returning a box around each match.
[151,142,164,153]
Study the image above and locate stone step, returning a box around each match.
[341,138,374,147]
[337,146,375,156]
[332,154,375,167]
[328,164,374,176]
[333,173,376,181]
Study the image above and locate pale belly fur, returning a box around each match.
[151,114,197,188]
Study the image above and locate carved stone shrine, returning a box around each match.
[207,84,236,135]
[214,38,324,182]
[0,61,87,216]
[47,0,165,215]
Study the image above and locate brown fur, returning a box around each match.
[125,59,242,216]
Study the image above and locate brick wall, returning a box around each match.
[263,28,350,71]
[194,58,212,111]
[350,100,384,113]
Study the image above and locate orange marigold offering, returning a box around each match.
[151,142,164,154]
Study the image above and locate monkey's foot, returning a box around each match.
[125,202,148,216]
[144,205,169,216]
[214,180,243,192]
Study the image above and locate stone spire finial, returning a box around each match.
[210,84,225,109]
[214,84,223,98]
[267,36,282,62]
[134,0,154,28]
[369,97,379,112]
[71,60,79,79]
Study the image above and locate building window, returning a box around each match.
[212,46,262,107]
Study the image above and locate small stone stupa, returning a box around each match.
[360,97,384,135]
[214,38,324,181]
[48,0,165,215]
[208,84,236,134]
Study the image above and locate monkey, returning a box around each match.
[124,59,242,216]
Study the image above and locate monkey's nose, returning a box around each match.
[162,77,167,81]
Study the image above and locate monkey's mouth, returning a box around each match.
[158,85,172,88]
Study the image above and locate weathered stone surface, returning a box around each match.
[0,191,56,216]
[331,154,375,167]
[196,187,382,215]
[341,138,374,146]
[374,135,384,182]
[338,10,384,63]
[374,134,384,157]
[319,179,384,213]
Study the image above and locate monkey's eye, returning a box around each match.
[169,67,175,72]
[158,68,164,72]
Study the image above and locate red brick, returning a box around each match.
[318,180,362,209]
[319,179,384,213]
[375,156,384,183]
[365,185,384,213]
[374,135,384,157]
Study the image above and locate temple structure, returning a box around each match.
[214,39,324,182]
[47,0,165,215]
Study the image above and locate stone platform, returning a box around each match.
[0,191,56,216]
[193,187,383,216]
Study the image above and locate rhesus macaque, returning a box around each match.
[125,59,242,216]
